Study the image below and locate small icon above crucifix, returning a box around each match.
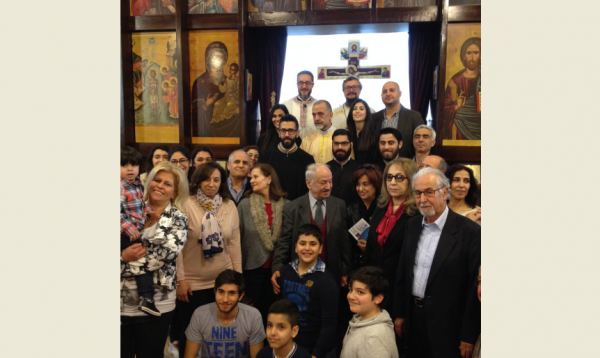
[317,39,391,80]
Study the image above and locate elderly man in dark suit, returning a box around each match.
[270,163,352,289]
[393,167,481,358]
[372,81,425,159]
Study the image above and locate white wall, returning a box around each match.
[281,32,410,113]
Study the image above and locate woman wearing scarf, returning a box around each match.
[175,162,241,356]
[237,163,288,324]
[363,158,419,317]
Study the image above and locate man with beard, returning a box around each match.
[444,37,481,141]
[331,76,375,130]
[192,41,239,137]
[372,82,425,159]
[301,100,337,164]
[413,125,436,166]
[374,127,403,172]
[393,168,480,358]
[184,270,266,358]
[227,150,251,206]
[283,71,317,139]
[259,115,315,201]
[326,129,360,207]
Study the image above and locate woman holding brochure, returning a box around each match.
[346,164,383,269]
[363,158,419,316]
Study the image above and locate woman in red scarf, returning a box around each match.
[363,157,418,317]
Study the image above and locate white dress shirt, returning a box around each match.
[412,205,449,298]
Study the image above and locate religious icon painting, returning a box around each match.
[130,0,176,15]
[442,23,481,146]
[246,70,253,102]
[379,0,435,8]
[312,0,369,10]
[189,0,239,13]
[131,32,179,143]
[449,0,481,5]
[248,0,305,12]
[189,30,241,145]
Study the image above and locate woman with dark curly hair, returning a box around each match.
[346,99,377,164]
[347,164,383,266]
[257,104,301,152]
[175,161,242,356]
[446,164,481,225]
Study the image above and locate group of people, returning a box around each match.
[120,70,482,358]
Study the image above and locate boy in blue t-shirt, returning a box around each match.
[276,224,338,358]
[256,299,312,358]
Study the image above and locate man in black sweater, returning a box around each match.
[259,115,315,201]
[276,224,338,358]
[326,129,360,208]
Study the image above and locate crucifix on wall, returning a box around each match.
[317,40,391,80]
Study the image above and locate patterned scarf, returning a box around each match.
[196,189,224,258]
[376,200,406,254]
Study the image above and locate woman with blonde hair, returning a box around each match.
[363,157,419,316]
[121,161,189,358]
[237,163,289,323]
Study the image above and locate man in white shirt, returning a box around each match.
[393,168,480,358]
[331,76,375,130]
[283,71,317,139]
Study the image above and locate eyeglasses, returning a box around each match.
[333,141,350,146]
[170,158,189,165]
[280,129,297,135]
[413,187,444,198]
[344,85,360,91]
[386,174,407,182]
[297,81,313,86]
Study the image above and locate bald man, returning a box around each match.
[418,155,448,173]
[372,81,425,159]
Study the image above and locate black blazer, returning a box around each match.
[372,105,425,159]
[394,209,481,355]
[363,205,415,315]
[345,201,376,269]
[272,193,351,285]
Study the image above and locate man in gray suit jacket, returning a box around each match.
[270,163,352,289]
[372,81,425,159]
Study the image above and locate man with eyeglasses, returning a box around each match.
[326,129,360,207]
[373,81,425,160]
[283,70,317,139]
[393,168,481,358]
[226,149,252,206]
[331,76,375,130]
[300,100,337,164]
[418,155,447,173]
[259,114,315,201]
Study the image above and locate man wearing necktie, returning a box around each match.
[271,163,351,290]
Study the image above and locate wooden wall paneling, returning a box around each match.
[375,6,438,23]
[238,0,247,147]
[248,12,306,26]
[188,14,239,29]
[448,5,480,22]
[176,0,192,148]
[121,0,136,148]
[306,9,372,25]
[131,16,177,31]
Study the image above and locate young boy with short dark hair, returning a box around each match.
[256,300,312,358]
[120,146,159,316]
[340,266,398,358]
[276,224,338,358]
